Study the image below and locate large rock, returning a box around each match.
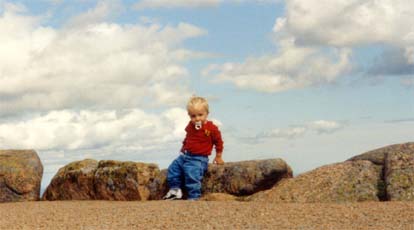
[94,160,159,200]
[42,159,160,201]
[148,169,167,200]
[385,152,414,201]
[42,159,99,200]
[348,142,414,201]
[348,142,414,165]
[202,159,292,196]
[248,160,382,203]
[0,150,43,202]
[149,158,293,199]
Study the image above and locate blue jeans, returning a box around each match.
[167,152,209,199]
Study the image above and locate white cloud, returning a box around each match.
[205,0,414,92]
[133,0,279,9]
[134,0,220,9]
[257,127,307,139]
[0,2,207,116]
[0,108,189,151]
[21,107,191,195]
[1,106,225,194]
[283,0,414,48]
[0,1,218,193]
[203,38,351,93]
[41,0,64,5]
[65,0,124,28]
[281,0,414,71]
[255,120,346,140]
[308,120,344,134]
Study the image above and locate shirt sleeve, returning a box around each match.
[181,122,191,153]
[211,125,224,153]
[180,138,186,153]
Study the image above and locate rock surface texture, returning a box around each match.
[385,152,414,201]
[348,142,414,201]
[248,142,414,203]
[148,158,293,200]
[40,142,414,203]
[42,159,98,200]
[202,159,292,196]
[148,169,167,200]
[93,160,159,200]
[0,150,43,202]
[42,159,159,201]
[44,158,292,201]
[248,160,382,203]
[348,142,414,165]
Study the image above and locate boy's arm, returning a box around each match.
[180,123,190,153]
[180,139,186,153]
[212,126,224,164]
[213,151,224,164]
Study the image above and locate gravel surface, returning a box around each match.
[1,200,413,230]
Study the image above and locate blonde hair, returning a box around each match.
[187,96,209,113]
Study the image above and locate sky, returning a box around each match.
[0,0,413,196]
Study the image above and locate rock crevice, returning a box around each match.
[348,142,414,201]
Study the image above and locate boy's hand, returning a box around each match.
[213,153,224,165]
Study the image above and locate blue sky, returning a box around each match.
[0,0,413,196]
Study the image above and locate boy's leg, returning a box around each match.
[166,155,185,189]
[164,155,185,200]
[183,155,209,200]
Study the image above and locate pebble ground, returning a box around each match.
[1,200,414,230]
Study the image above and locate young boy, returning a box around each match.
[163,96,224,200]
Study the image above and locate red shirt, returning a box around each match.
[181,120,224,156]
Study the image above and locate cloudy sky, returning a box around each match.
[0,0,413,195]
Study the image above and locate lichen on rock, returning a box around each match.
[0,150,43,202]
[385,151,414,201]
[42,159,160,201]
[248,160,381,203]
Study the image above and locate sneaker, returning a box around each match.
[163,188,183,200]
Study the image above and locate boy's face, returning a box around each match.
[188,106,208,124]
